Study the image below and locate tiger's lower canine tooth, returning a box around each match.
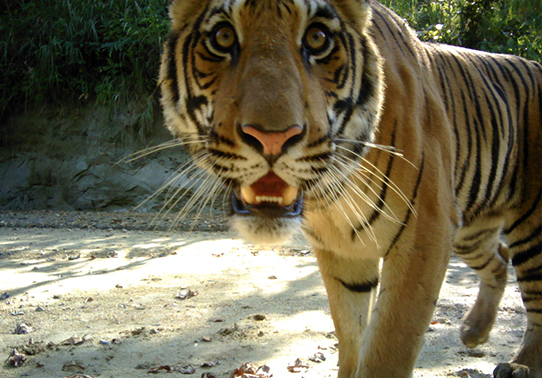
[282,186,298,206]
[241,186,256,205]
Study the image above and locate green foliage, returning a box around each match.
[2,0,540,126]
[0,0,169,131]
[380,0,542,62]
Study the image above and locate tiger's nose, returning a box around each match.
[241,124,304,156]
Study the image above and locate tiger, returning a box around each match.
[158,0,542,377]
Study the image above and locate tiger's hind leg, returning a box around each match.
[493,213,542,378]
[453,216,509,348]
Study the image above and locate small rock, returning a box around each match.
[7,349,27,367]
[131,327,146,336]
[176,288,198,300]
[61,335,86,346]
[201,360,219,368]
[1,292,9,300]
[15,323,34,334]
[253,314,266,321]
[179,365,196,374]
[309,352,326,363]
[62,363,85,372]
[467,349,485,358]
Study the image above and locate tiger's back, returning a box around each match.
[160,0,542,377]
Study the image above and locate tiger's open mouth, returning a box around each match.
[232,172,304,218]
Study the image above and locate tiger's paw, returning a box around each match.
[494,363,542,378]
[460,280,506,348]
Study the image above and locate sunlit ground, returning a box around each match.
[0,227,525,378]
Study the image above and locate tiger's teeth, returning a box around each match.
[255,196,284,204]
[241,186,256,205]
[282,186,298,206]
[240,185,299,206]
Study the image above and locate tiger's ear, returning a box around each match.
[169,0,207,28]
[331,0,372,30]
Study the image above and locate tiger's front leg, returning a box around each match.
[316,232,452,377]
[315,249,380,377]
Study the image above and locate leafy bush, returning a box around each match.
[381,0,542,62]
[0,0,169,130]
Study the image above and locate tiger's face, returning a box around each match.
[160,0,384,244]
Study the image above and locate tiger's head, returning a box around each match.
[160,0,384,244]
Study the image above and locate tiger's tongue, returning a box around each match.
[240,172,298,206]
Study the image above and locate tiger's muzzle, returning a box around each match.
[231,123,305,219]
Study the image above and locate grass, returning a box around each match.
[380,0,542,61]
[0,0,169,133]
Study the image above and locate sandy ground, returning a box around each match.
[0,211,527,378]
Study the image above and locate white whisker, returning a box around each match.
[335,140,417,169]
[336,145,417,217]
[335,155,402,224]
[326,166,379,246]
[116,138,206,165]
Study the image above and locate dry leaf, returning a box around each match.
[287,358,309,373]
[230,362,272,378]
[148,365,172,373]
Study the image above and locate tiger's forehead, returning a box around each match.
[224,0,324,17]
[204,0,340,44]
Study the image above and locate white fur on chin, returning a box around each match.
[231,216,301,246]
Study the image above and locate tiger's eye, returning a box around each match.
[304,26,329,52]
[214,25,236,50]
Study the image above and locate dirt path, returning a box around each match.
[0,211,526,377]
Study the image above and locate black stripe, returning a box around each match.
[522,290,542,302]
[373,9,416,59]
[505,187,542,235]
[308,134,331,148]
[518,272,542,283]
[356,37,375,106]
[509,224,542,251]
[385,151,425,257]
[210,130,235,147]
[352,120,398,238]
[208,149,246,160]
[470,255,495,271]
[296,152,332,163]
[453,242,482,255]
[511,242,542,267]
[454,92,473,194]
[303,226,324,245]
[166,29,181,104]
[462,226,501,242]
[336,276,379,293]
[434,53,460,184]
